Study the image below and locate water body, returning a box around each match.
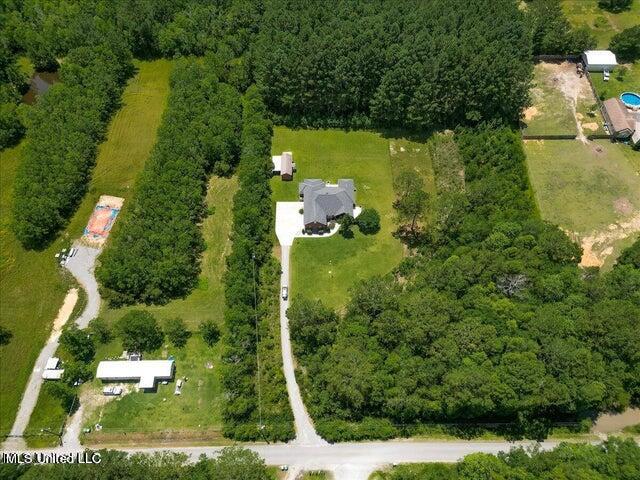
[22,71,59,105]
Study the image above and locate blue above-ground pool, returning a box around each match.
[620,92,640,108]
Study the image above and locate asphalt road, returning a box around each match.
[4,440,569,480]
[279,245,327,446]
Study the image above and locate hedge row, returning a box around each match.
[221,86,294,442]
[97,58,242,305]
[11,44,132,248]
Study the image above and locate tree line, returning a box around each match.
[376,437,640,480]
[289,128,640,441]
[97,57,242,305]
[221,86,294,442]
[0,447,273,480]
[0,37,27,149]
[11,44,132,248]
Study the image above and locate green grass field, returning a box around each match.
[562,0,640,48]
[83,175,237,445]
[0,142,71,436]
[523,64,578,136]
[271,128,410,309]
[10,59,173,444]
[524,139,640,269]
[591,62,640,101]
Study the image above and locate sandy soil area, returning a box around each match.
[579,211,640,267]
[48,288,79,342]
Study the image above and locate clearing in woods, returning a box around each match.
[524,139,640,270]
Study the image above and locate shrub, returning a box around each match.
[88,318,111,344]
[609,25,640,63]
[60,325,95,363]
[356,208,381,234]
[0,325,12,346]
[598,0,633,13]
[164,317,190,348]
[116,310,164,353]
[200,320,221,347]
[62,361,93,386]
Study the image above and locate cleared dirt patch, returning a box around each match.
[48,288,79,342]
[578,212,640,268]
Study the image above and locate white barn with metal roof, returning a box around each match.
[582,50,617,72]
[96,359,175,389]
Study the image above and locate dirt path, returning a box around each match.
[3,288,79,450]
[579,212,640,267]
[592,409,640,434]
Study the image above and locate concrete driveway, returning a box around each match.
[275,202,361,246]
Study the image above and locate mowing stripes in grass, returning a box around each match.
[97,58,241,305]
[11,45,132,249]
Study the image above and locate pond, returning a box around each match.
[22,71,59,105]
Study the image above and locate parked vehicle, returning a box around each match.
[281,286,288,300]
[103,386,123,396]
[174,378,183,395]
[603,70,610,81]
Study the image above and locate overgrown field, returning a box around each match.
[524,139,640,269]
[271,128,409,309]
[9,59,173,444]
[561,0,640,48]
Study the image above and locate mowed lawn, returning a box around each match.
[591,62,640,101]
[524,139,640,268]
[83,176,237,445]
[12,59,173,443]
[271,128,407,309]
[562,0,640,48]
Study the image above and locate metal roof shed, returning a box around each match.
[582,50,618,72]
[96,359,175,389]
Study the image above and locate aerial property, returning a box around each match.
[299,179,356,232]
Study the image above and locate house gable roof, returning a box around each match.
[301,179,355,226]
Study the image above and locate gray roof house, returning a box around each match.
[299,179,356,230]
[602,98,635,139]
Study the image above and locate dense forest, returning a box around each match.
[97,57,241,305]
[289,129,640,441]
[221,87,294,441]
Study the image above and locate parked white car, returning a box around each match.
[103,386,122,396]
[174,378,183,395]
[603,70,610,81]
[281,286,288,300]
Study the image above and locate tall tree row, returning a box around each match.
[11,44,132,248]
[97,57,242,305]
[221,86,294,441]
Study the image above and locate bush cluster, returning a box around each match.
[97,57,242,305]
[11,44,132,248]
[221,86,294,442]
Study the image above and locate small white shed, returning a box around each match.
[582,50,617,72]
